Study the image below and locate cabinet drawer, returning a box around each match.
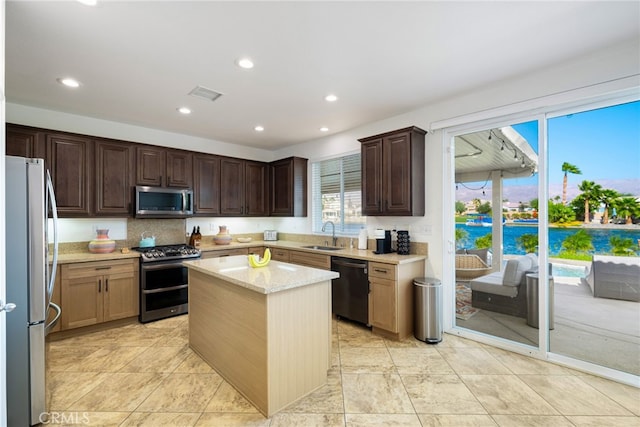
[201,248,249,259]
[289,251,330,270]
[269,248,290,262]
[63,259,136,279]
[368,262,396,280]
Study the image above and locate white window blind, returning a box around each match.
[311,153,365,235]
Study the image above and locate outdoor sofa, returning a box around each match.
[469,253,538,318]
[583,255,640,302]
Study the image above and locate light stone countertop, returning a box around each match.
[52,239,427,265]
[200,240,427,265]
[54,250,141,264]
[185,255,339,294]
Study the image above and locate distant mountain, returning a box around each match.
[455,178,639,204]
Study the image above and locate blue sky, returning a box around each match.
[459,100,640,203]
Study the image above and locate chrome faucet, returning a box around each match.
[321,221,337,246]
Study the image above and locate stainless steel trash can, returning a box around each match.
[525,273,554,329]
[414,277,442,343]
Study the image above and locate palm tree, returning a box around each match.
[577,180,602,224]
[598,189,620,224]
[613,197,640,225]
[561,230,594,254]
[561,162,582,205]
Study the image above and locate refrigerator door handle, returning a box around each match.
[0,300,17,313]
[46,169,59,306]
[45,302,61,334]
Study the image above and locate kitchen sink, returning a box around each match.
[302,245,342,251]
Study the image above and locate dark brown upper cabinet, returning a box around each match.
[94,139,134,216]
[193,153,221,216]
[6,124,46,159]
[220,158,269,216]
[136,145,192,188]
[359,126,426,216]
[270,157,307,217]
[47,132,93,217]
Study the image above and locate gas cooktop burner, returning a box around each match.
[132,244,201,262]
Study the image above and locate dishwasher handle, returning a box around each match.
[332,259,367,269]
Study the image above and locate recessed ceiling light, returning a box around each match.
[77,0,97,5]
[324,94,338,102]
[320,127,329,132]
[236,58,254,69]
[57,77,81,88]
[254,125,264,132]
[177,107,192,115]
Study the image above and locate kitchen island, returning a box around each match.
[185,255,338,417]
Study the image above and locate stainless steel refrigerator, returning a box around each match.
[5,156,59,426]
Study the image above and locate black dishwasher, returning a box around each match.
[331,257,369,326]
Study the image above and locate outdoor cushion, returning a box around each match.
[502,256,534,286]
[470,272,519,297]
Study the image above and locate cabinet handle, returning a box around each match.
[98,279,101,293]
[95,266,112,270]
[105,279,109,292]
[374,268,388,274]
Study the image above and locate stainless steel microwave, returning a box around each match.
[135,186,194,218]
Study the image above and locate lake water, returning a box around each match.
[456,224,640,256]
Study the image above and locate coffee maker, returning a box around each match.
[373,229,392,254]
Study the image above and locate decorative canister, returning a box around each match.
[88,229,116,254]
[213,225,232,245]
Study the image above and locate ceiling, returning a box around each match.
[5,1,640,150]
[455,127,538,184]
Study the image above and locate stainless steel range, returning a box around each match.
[133,244,201,323]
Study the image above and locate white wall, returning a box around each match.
[6,103,275,162]
[275,39,640,278]
[6,39,639,279]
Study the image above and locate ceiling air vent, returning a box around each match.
[188,85,223,102]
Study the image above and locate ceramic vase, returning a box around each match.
[88,229,116,254]
[213,225,232,245]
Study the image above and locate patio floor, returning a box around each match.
[456,277,640,376]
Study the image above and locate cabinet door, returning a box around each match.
[136,145,165,186]
[269,248,290,262]
[383,132,412,215]
[6,125,46,159]
[270,157,307,217]
[95,139,134,216]
[61,273,103,329]
[369,277,397,332]
[361,139,383,215]
[193,154,221,215]
[47,133,92,216]
[245,161,269,216]
[220,157,244,215]
[166,149,193,188]
[103,271,139,321]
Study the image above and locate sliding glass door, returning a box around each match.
[448,96,639,382]
[453,119,541,350]
[547,100,640,376]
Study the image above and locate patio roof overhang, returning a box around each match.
[454,126,538,183]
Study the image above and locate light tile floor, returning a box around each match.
[45,315,640,426]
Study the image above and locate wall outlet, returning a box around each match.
[209,223,216,231]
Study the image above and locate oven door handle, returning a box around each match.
[143,284,189,294]
[141,261,188,271]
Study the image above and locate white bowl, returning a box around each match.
[237,237,252,243]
